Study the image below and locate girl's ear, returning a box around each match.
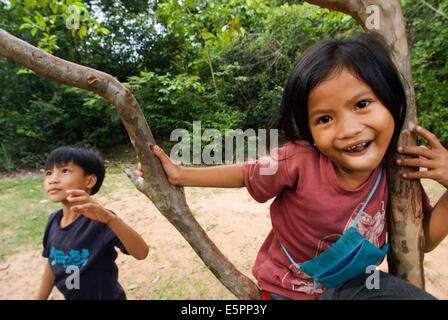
[86,174,97,191]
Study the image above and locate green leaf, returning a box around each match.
[38,0,47,8]
[19,23,32,30]
[99,27,110,35]
[22,17,34,24]
[31,28,37,36]
[34,12,46,28]
[202,32,216,41]
[16,68,31,74]
[78,25,87,39]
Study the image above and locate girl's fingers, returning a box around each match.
[137,162,143,177]
[398,145,433,159]
[396,157,436,169]
[415,126,444,150]
[152,145,173,167]
[402,169,434,180]
[152,145,165,157]
[138,145,171,178]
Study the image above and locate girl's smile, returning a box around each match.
[308,68,395,189]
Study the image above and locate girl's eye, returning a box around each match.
[45,171,52,176]
[317,115,332,124]
[355,100,370,109]
[62,168,70,174]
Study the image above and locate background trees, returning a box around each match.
[1,0,447,171]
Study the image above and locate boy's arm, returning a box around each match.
[139,145,245,188]
[36,261,54,300]
[66,189,149,260]
[106,214,149,260]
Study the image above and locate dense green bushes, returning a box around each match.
[1,0,447,170]
[405,0,448,146]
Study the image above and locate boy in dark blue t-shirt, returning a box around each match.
[37,146,149,300]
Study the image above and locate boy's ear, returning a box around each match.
[86,174,97,190]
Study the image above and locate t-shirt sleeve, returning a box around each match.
[42,211,58,258]
[109,232,128,255]
[243,143,297,203]
[42,222,50,258]
[421,184,433,215]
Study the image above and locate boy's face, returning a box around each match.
[44,161,96,203]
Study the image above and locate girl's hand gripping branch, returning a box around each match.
[137,145,183,185]
[397,126,448,189]
[138,144,245,188]
[397,125,448,252]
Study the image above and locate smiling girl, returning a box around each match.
[138,33,445,300]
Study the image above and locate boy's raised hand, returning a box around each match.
[137,144,183,185]
[397,126,448,189]
[66,189,112,224]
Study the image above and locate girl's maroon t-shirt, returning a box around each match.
[243,140,432,300]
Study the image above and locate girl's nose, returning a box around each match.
[336,115,364,140]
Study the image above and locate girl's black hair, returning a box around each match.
[44,146,105,195]
[268,32,407,151]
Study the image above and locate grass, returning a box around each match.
[0,175,60,259]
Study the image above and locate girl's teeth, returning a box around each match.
[346,142,367,152]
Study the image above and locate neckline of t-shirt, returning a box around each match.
[55,209,85,231]
[323,155,381,194]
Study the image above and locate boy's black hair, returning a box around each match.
[44,146,105,195]
[268,32,407,151]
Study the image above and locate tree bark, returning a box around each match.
[304,0,425,288]
[0,28,260,299]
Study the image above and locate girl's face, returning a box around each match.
[308,68,394,181]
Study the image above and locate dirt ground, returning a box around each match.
[0,173,447,300]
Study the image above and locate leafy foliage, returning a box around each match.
[403,0,448,145]
[0,0,447,170]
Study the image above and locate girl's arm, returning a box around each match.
[397,125,448,252]
[139,145,245,188]
[422,191,448,252]
[36,261,54,300]
[66,189,149,260]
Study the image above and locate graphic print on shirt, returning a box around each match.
[281,250,325,295]
[342,200,386,248]
[281,201,386,294]
[49,247,90,268]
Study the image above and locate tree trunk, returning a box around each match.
[304,0,425,288]
[0,28,260,300]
